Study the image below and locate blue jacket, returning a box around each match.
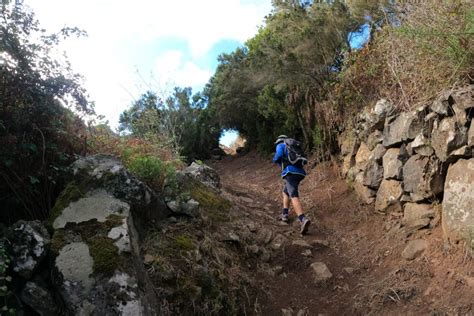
[272,142,306,178]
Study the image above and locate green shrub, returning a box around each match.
[126,154,177,192]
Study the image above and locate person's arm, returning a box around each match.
[272,143,285,164]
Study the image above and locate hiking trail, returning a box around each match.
[210,151,474,315]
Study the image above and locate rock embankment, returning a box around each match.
[1,155,168,315]
[340,85,474,245]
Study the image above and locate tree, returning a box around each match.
[0,1,92,221]
[119,87,221,162]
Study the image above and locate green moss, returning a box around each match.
[105,214,125,229]
[190,183,230,210]
[173,235,196,251]
[50,229,67,254]
[88,236,119,276]
[48,181,85,225]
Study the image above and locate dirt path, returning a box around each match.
[210,151,474,315]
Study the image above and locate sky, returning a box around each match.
[24,0,273,145]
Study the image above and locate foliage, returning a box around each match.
[87,127,181,192]
[333,1,473,118]
[0,242,14,315]
[205,1,386,156]
[119,88,221,162]
[204,0,472,159]
[0,1,92,222]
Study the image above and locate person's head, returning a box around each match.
[274,135,288,145]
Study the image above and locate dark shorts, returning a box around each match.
[282,173,305,198]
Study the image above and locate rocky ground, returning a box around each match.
[210,151,474,315]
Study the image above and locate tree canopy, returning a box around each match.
[0,1,92,221]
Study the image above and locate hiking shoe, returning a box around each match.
[279,214,289,223]
[300,218,311,235]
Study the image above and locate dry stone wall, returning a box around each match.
[340,85,474,244]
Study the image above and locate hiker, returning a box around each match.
[272,135,311,235]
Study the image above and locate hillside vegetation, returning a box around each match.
[1,0,472,222]
[1,0,474,314]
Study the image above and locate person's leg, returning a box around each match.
[280,184,290,222]
[290,197,303,216]
[283,192,290,209]
[286,174,310,234]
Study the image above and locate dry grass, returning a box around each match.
[334,1,473,119]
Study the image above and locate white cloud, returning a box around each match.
[153,52,212,91]
[23,0,272,128]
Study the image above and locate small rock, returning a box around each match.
[225,232,240,243]
[402,239,428,260]
[260,250,271,263]
[310,262,333,283]
[240,196,254,204]
[247,245,260,255]
[296,309,307,316]
[310,239,329,248]
[271,234,288,250]
[247,223,258,232]
[257,228,273,245]
[281,308,294,316]
[343,267,354,275]
[166,200,181,213]
[301,249,312,257]
[273,265,284,275]
[181,199,200,217]
[292,239,312,248]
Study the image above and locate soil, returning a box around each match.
[210,151,474,315]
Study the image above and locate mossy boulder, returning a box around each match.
[49,155,160,314]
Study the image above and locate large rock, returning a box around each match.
[375,179,403,212]
[431,117,468,162]
[382,114,407,148]
[411,134,434,157]
[373,99,394,120]
[403,203,435,229]
[49,155,158,314]
[451,85,474,125]
[383,111,424,148]
[383,148,404,180]
[362,160,384,189]
[402,155,444,201]
[341,155,355,178]
[20,281,60,316]
[53,190,129,229]
[468,122,474,147]
[339,132,359,156]
[310,262,333,283]
[355,143,371,171]
[367,130,384,151]
[364,99,394,132]
[431,91,453,116]
[402,239,427,260]
[10,221,50,279]
[71,155,155,208]
[180,162,220,190]
[369,144,387,164]
[442,159,474,242]
[354,173,376,204]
